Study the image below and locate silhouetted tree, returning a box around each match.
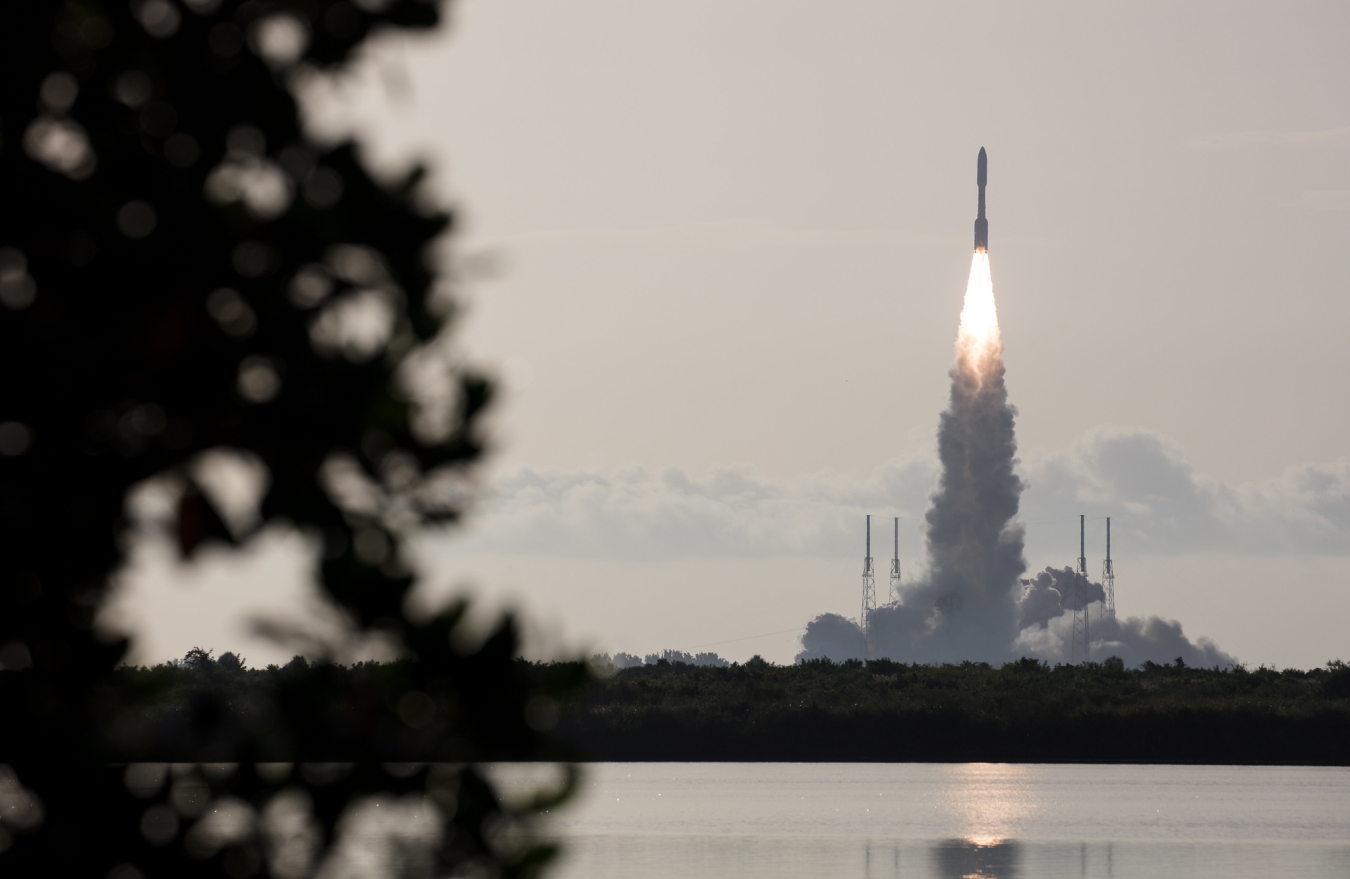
[0,2,580,876]
[217,651,245,671]
[183,647,217,670]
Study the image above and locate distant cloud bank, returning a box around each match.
[441,459,934,560]
[1023,428,1350,555]
[436,427,1350,561]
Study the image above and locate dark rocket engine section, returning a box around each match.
[974,146,989,252]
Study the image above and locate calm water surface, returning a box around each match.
[496,763,1350,879]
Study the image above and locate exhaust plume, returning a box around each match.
[873,250,1026,663]
[797,250,1235,669]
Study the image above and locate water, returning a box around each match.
[496,763,1350,879]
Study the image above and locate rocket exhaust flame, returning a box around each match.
[957,251,999,377]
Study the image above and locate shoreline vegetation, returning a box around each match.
[18,651,1347,766]
[568,656,1350,765]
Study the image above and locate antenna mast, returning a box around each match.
[861,515,876,657]
[1102,516,1115,620]
[1071,514,1090,663]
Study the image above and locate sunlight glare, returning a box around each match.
[939,763,1039,842]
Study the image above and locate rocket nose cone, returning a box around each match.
[977,147,987,186]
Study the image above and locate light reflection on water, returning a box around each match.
[486,762,1350,879]
[553,834,1350,879]
[932,838,1019,879]
[938,763,1042,844]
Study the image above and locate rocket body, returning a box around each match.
[974,147,989,252]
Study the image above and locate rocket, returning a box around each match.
[974,147,988,252]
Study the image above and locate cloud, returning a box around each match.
[1185,126,1350,151]
[442,460,936,561]
[432,427,1350,561]
[1020,427,1350,555]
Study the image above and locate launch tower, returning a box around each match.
[861,515,875,656]
[1102,516,1116,620]
[888,517,901,603]
[1071,514,1090,662]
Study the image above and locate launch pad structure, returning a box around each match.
[1102,516,1116,620]
[1071,514,1090,663]
[855,506,1118,663]
[889,517,901,603]
[861,515,876,656]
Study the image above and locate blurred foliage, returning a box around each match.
[558,657,1350,764]
[0,1,582,876]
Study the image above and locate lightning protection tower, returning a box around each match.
[888,517,901,603]
[1102,516,1116,620]
[1071,514,1090,663]
[861,515,876,656]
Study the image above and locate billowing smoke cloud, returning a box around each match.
[796,254,1236,668]
[1018,566,1106,629]
[796,612,866,663]
[1014,614,1235,669]
[798,605,1236,669]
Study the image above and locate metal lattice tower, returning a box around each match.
[888,517,901,603]
[1070,514,1090,663]
[1101,516,1116,620]
[861,515,876,656]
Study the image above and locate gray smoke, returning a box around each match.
[797,340,1025,664]
[796,612,866,663]
[1015,613,1236,669]
[1018,566,1106,629]
[1010,567,1236,667]
[831,320,1029,665]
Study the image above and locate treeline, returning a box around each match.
[15,652,1348,764]
[0,648,587,763]
[592,650,731,669]
[558,656,1350,765]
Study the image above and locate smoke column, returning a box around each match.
[799,251,1025,663]
[868,251,1026,663]
[916,251,1026,655]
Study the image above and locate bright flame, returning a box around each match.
[956,251,1000,373]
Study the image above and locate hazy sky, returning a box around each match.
[110,0,1350,668]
